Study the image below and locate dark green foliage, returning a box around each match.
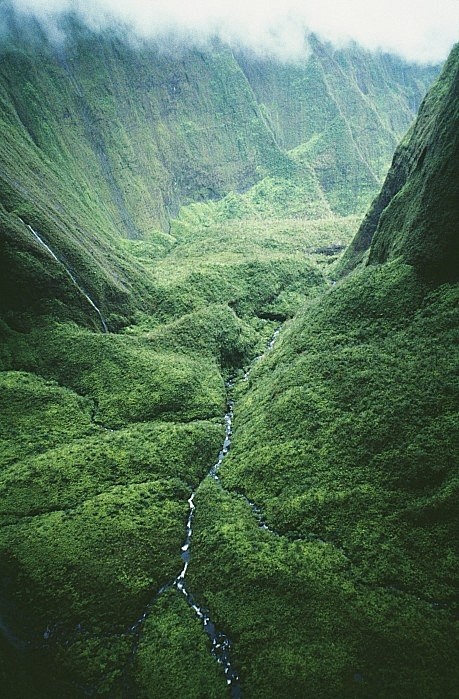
[0,370,96,467]
[133,590,228,698]
[188,477,457,698]
[0,14,454,699]
[0,420,224,520]
[340,43,459,280]
[1,323,225,427]
[194,261,458,697]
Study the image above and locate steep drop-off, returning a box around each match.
[0,10,455,699]
[340,43,459,279]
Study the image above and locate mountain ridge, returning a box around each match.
[0,17,457,699]
[340,42,459,280]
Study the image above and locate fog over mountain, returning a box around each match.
[6,0,459,62]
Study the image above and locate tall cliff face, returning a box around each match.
[236,37,439,215]
[340,43,459,280]
[0,16,437,331]
[0,14,436,238]
[0,18,286,240]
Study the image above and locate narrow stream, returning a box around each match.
[126,328,281,697]
[173,392,241,697]
[167,330,281,697]
[19,217,109,333]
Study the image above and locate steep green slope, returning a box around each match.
[0,12,437,334]
[187,49,459,698]
[237,36,438,215]
[340,43,459,278]
[0,10,449,698]
[0,12,436,243]
[0,12,288,234]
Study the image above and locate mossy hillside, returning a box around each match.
[0,370,96,468]
[120,205,344,329]
[237,37,436,154]
[143,258,325,323]
[187,478,457,699]
[0,142,348,696]
[340,43,459,278]
[57,29,292,223]
[0,418,224,521]
[0,322,226,428]
[0,16,438,268]
[0,196,150,331]
[333,44,440,135]
[0,162,363,697]
[0,15,287,239]
[149,195,359,322]
[369,46,459,281]
[0,34,150,325]
[0,17,287,329]
[173,164,333,225]
[171,201,359,266]
[0,478,188,626]
[115,48,459,696]
[0,407,224,694]
[0,17,450,698]
[0,206,332,695]
[133,590,228,699]
[142,305,259,369]
[220,264,458,598]
[187,262,459,696]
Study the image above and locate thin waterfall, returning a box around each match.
[20,218,108,332]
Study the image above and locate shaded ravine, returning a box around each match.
[126,330,283,697]
[124,390,241,698]
[173,392,241,697]
[19,217,109,332]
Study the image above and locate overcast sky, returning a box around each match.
[8,0,459,63]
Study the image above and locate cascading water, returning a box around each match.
[173,393,241,697]
[165,332,282,696]
[19,217,109,333]
[127,330,282,697]
[25,307,282,696]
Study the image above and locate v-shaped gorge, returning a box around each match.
[0,12,458,699]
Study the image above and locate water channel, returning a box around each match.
[130,328,281,697]
[19,217,109,333]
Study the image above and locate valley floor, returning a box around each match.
[0,210,457,698]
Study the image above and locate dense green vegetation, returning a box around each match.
[182,49,459,698]
[0,10,435,331]
[340,43,459,280]
[0,7,457,698]
[190,264,458,697]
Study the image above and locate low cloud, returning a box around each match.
[7,0,459,63]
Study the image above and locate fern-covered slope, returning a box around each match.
[340,43,459,279]
[189,48,459,698]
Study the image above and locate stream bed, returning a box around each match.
[173,393,241,697]
[128,329,281,697]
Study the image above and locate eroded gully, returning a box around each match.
[127,329,282,698]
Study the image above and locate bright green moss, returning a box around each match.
[133,590,228,698]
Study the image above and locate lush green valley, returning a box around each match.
[0,5,457,698]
